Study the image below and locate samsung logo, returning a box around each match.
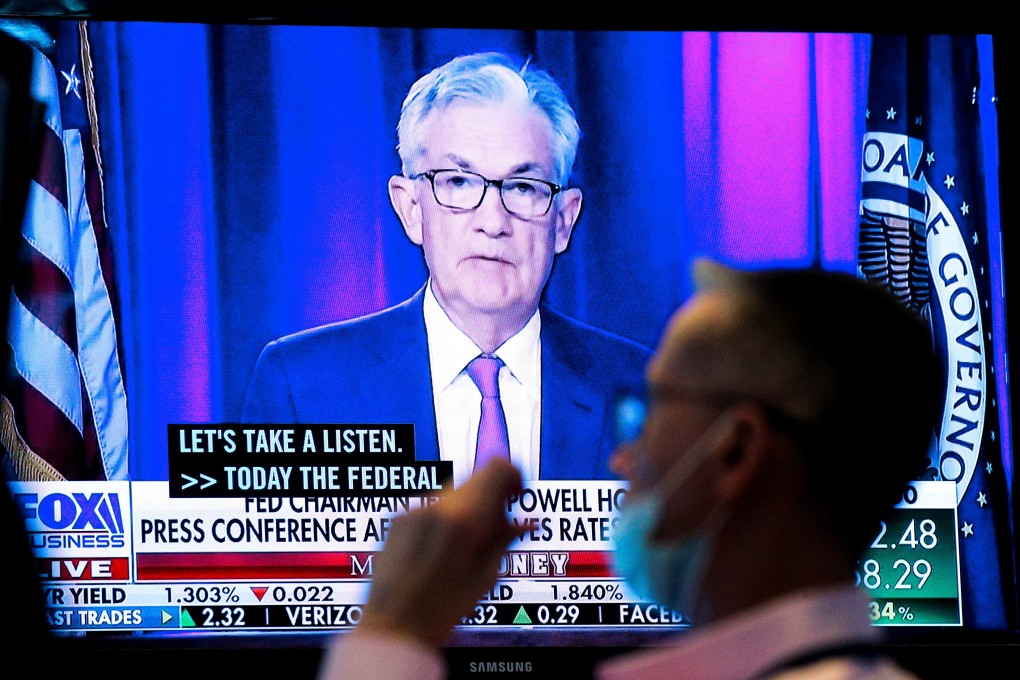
[468,661,533,673]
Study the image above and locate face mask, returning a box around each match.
[611,413,737,623]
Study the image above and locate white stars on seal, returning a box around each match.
[973,231,979,245]
[926,152,935,165]
[62,64,81,99]
[977,492,988,508]
[886,107,897,120]
[944,175,956,189]
[961,522,974,537]
[986,461,993,474]
[961,202,970,216]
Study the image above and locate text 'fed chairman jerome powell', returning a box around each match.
[241,52,650,483]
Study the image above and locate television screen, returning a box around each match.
[2,13,1016,677]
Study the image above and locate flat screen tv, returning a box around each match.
[2,8,1017,678]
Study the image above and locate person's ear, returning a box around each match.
[553,187,582,254]
[713,403,771,503]
[389,175,423,246]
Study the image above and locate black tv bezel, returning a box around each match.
[3,5,1017,677]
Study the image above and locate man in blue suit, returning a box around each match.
[242,53,650,482]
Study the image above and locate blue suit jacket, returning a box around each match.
[241,289,651,479]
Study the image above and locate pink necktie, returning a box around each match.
[466,354,511,469]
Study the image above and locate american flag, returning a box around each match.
[1,20,128,481]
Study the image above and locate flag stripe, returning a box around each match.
[83,140,123,367]
[34,124,69,209]
[76,22,123,365]
[8,292,84,432]
[79,369,103,479]
[11,236,78,352]
[20,180,76,283]
[29,41,62,135]
[2,372,87,479]
[66,128,129,478]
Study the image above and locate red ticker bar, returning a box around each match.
[137,551,616,580]
[137,552,377,580]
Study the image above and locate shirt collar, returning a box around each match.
[423,280,541,395]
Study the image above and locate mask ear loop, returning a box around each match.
[639,410,741,624]
[645,409,741,508]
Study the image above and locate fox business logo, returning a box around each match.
[16,491,127,550]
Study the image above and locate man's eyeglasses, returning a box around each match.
[410,169,562,220]
[611,386,818,449]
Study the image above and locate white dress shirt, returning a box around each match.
[318,586,920,680]
[422,281,541,485]
[596,585,915,680]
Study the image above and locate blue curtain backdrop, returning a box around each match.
[79,26,1000,496]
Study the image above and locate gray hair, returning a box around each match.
[396,52,581,185]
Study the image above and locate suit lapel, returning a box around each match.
[539,310,607,479]
[366,288,440,462]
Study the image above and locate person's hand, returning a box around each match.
[356,459,524,647]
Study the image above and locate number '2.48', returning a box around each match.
[871,519,938,550]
